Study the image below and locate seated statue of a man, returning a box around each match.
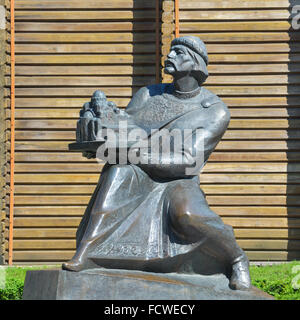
[63,36,251,290]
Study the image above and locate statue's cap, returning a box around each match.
[92,90,106,99]
[171,36,208,65]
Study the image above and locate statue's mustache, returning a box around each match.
[165,59,176,69]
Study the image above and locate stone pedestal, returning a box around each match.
[22,268,273,300]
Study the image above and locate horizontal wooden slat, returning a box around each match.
[11,87,136,97]
[11,43,300,54]
[14,0,156,9]
[13,206,86,216]
[205,185,300,195]
[9,107,300,119]
[234,228,300,239]
[208,152,300,162]
[11,97,130,107]
[13,22,156,32]
[10,32,300,44]
[10,162,300,173]
[180,32,300,42]
[9,173,300,184]
[10,86,300,97]
[14,185,96,194]
[9,75,300,87]
[13,217,81,227]
[12,76,154,87]
[13,151,300,162]
[10,97,300,108]
[180,10,291,20]
[6,251,74,261]
[13,195,91,205]
[11,194,300,206]
[13,65,155,76]
[14,152,95,162]
[9,140,300,151]
[13,163,102,172]
[223,217,300,228]
[10,64,300,76]
[207,43,300,53]
[10,10,156,21]
[13,0,294,10]
[209,195,300,205]
[10,184,300,196]
[8,228,300,240]
[10,54,300,65]
[14,130,76,140]
[11,173,100,184]
[8,205,300,218]
[12,43,156,54]
[7,239,76,250]
[7,205,296,216]
[245,251,300,261]
[10,228,77,239]
[12,55,156,65]
[11,33,156,43]
[215,206,300,217]
[239,239,300,250]
[12,129,300,141]
[224,129,300,140]
[181,21,293,32]
[180,0,297,9]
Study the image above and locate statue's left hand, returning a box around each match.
[82,151,96,159]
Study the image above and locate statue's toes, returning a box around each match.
[62,260,85,272]
[229,276,251,290]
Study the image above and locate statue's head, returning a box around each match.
[164,36,209,85]
[91,90,107,107]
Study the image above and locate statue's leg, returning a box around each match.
[62,164,148,271]
[167,180,251,290]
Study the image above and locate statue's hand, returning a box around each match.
[82,151,96,159]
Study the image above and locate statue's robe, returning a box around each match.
[74,83,237,273]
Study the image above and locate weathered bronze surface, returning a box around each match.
[64,36,251,291]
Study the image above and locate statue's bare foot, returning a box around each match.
[62,258,85,272]
[229,255,251,290]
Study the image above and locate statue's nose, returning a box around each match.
[167,50,176,59]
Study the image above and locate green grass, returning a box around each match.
[0,262,299,300]
[0,265,59,300]
[249,261,300,300]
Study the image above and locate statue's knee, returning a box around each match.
[170,205,196,232]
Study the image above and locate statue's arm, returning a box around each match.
[136,102,230,179]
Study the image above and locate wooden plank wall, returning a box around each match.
[3,0,300,264]
[4,0,158,264]
[179,0,300,261]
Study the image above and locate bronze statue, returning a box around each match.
[64,36,251,291]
